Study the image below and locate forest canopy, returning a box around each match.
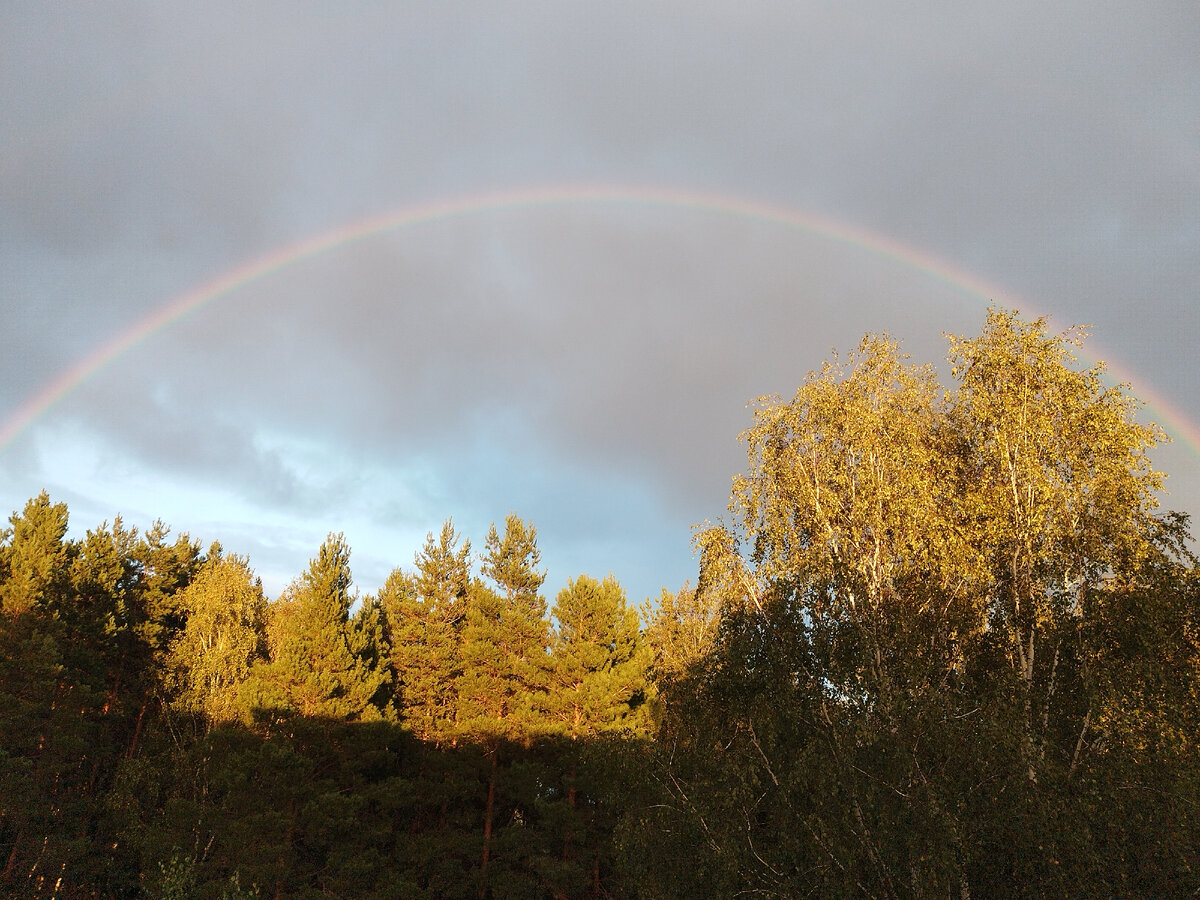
[2,308,1197,899]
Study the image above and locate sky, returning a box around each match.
[2,3,1198,606]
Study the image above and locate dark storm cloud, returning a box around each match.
[2,2,1197,599]
[77,208,973,499]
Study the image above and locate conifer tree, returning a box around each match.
[125,522,204,758]
[547,574,650,740]
[348,591,390,710]
[134,520,202,666]
[379,520,472,744]
[0,491,72,617]
[251,533,392,722]
[69,517,149,731]
[1,499,151,896]
[457,514,549,743]
[456,514,550,888]
[543,574,652,895]
[0,495,77,895]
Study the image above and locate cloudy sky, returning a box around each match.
[3,2,1198,604]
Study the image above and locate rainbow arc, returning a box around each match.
[3,183,1197,458]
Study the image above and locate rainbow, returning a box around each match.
[3,183,1198,458]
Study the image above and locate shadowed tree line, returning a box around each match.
[1,505,658,899]
[2,309,1198,898]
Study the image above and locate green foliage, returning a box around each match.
[250,533,393,722]
[731,333,959,604]
[128,845,254,900]
[0,491,72,617]
[480,514,546,604]
[457,515,550,745]
[380,520,472,744]
[169,553,267,724]
[0,497,161,897]
[641,581,720,687]
[547,574,651,739]
[629,308,1200,897]
[135,520,203,663]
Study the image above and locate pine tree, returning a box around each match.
[134,520,203,667]
[379,520,472,744]
[547,574,650,740]
[251,534,392,722]
[0,498,76,894]
[1,499,151,896]
[545,574,652,897]
[456,514,550,890]
[69,516,149,743]
[457,515,549,743]
[0,491,72,617]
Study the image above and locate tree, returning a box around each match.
[634,310,1195,898]
[68,516,151,751]
[547,574,649,741]
[168,552,267,724]
[1,499,154,896]
[250,533,392,723]
[457,514,550,743]
[0,491,72,617]
[542,574,651,896]
[134,520,203,668]
[699,333,979,737]
[641,581,721,685]
[947,308,1168,781]
[380,519,472,744]
[0,564,71,894]
[1077,553,1200,895]
[669,335,980,895]
[456,514,550,890]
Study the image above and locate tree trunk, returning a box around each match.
[2,829,22,881]
[479,751,497,898]
[126,696,148,759]
[563,760,577,861]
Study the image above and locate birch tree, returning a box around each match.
[639,310,1189,898]
[169,552,266,724]
[947,308,1166,780]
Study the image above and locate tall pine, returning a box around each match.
[547,574,650,740]
[457,514,549,891]
[0,492,72,617]
[380,520,472,745]
[457,515,549,743]
[250,533,392,722]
